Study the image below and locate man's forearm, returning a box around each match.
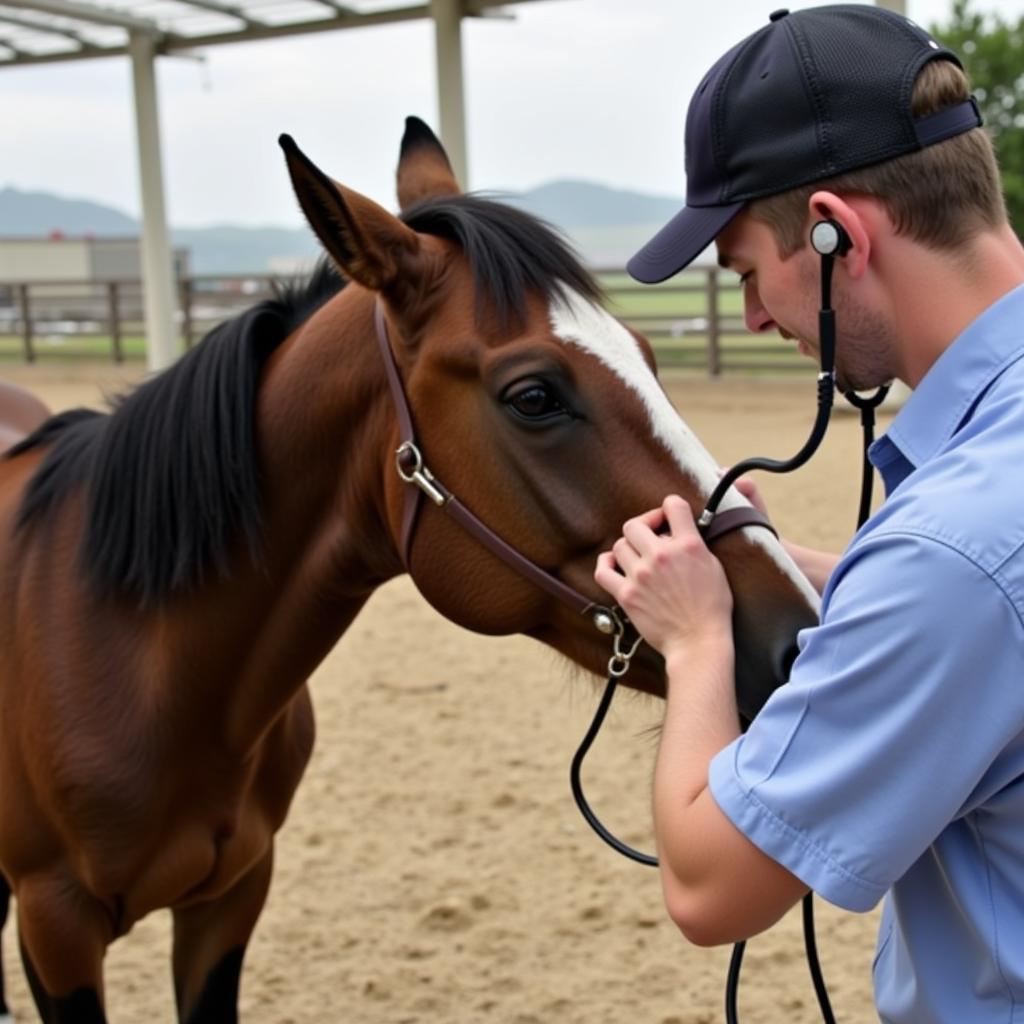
[653,637,740,891]
[651,636,809,946]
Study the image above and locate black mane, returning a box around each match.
[401,194,602,329]
[7,195,599,604]
[7,261,344,605]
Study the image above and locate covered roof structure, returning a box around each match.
[0,0,559,368]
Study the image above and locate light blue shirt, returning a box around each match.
[710,283,1024,1023]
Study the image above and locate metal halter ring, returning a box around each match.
[395,440,447,506]
[394,439,423,481]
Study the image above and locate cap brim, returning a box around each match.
[627,201,745,284]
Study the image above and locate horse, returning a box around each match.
[0,117,819,1023]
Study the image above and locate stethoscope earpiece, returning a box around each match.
[810,219,852,258]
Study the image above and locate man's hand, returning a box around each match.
[594,494,733,662]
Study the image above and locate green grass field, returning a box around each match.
[0,334,147,364]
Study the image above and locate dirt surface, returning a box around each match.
[0,363,894,1023]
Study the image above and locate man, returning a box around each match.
[593,5,1024,1021]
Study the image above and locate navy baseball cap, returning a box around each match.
[627,4,983,284]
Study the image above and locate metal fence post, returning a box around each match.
[180,277,194,350]
[107,282,124,363]
[17,284,34,363]
[707,267,722,376]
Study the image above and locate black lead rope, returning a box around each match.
[570,235,893,1022]
[569,667,656,868]
[844,385,891,528]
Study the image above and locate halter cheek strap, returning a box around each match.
[373,302,423,562]
[373,300,777,630]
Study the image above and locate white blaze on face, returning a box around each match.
[548,290,820,610]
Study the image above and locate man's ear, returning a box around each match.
[808,191,871,279]
[280,133,422,292]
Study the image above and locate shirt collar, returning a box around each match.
[882,283,1024,471]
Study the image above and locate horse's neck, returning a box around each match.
[258,289,402,589]
[194,290,404,747]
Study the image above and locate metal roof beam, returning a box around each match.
[166,0,258,29]
[0,0,560,64]
[0,40,123,60]
[0,35,31,56]
[312,0,357,13]
[0,8,103,46]
[159,3,431,51]
[465,0,544,10]
[8,0,162,34]
[0,7,423,62]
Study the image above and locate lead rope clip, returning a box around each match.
[609,624,643,678]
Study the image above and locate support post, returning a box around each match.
[431,0,469,187]
[17,284,34,364]
[107,282,123,363]
[180,276,195,349]
[707,268,722,377]
[128,30,178,371]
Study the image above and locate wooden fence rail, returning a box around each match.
[0,268,804,374]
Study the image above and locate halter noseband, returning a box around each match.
[374,300,776,636]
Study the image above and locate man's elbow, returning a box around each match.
[663,884,742,947]
[661,874,799,948]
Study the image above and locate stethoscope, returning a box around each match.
[571,218,890,1024]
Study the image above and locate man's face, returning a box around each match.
[714,211,896,391]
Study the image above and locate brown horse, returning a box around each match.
[0,118,818,1023]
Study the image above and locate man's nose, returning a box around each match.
[743,287,776,334]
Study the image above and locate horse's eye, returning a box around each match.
[504,381,568,421]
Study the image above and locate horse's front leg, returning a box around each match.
[1,869,12,1023]
[172,847,274,1024]
[15,870,110,1023]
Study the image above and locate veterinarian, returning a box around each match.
[594,6,1024,1021]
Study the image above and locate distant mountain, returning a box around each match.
[170,225,320,276]
[0,180,684,273]
[498,179,681,230]
[0,186,137,235]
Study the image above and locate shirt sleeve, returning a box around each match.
[709,530,1024,912]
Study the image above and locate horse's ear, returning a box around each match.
[279,134,420,292]
[396,116,461,212]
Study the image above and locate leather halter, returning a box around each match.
[373,300,776,629]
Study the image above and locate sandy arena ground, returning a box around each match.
[0,363,894,1023]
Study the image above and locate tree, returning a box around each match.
[930,0,1024,236]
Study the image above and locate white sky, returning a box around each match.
[3,0,1023,227]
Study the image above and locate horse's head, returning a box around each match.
[280,120,818,717]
